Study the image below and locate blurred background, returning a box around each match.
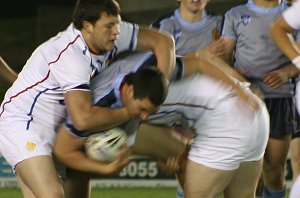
[0,0,294,194]
[0,0,245,74]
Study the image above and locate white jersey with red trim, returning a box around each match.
[0,21,139,133]
[283,0,300,30]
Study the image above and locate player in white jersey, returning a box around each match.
[151,0,224,57]
[222,0,300,197]
[270,1,300,197]
[151,0,237,197]
[147,74,269,198]
[0,0,176,197]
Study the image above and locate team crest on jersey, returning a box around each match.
[26,141,37,151]
[241,15,251,25]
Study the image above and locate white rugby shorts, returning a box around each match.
[188,95,270,170]
[0,127,56,168]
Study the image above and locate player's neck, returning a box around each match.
[81,30,106,55]
[179,8,205,23]
[253,0,281,8]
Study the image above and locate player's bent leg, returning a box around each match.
[184,160,235,198]
[15,156,64,198]
[131,123,189,159]
[63,168,91,198]
[224,159,263,198]
[263,136,291,190]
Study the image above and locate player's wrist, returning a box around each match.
[292,55,300,70]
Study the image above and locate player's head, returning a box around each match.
[122,67,168,120]
[73,0,120,30]
[73,0,121,53]
[177,0,209,13]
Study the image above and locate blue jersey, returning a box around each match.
[152,9,222,56]
[222,0,300,97]
[66,52,184,138]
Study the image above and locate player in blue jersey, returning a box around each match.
[0,0,176,197]
[271,1,300,197]
[222,0,300,197]
[151,0,224,57]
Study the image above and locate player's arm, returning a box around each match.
[184,50,247,83]
[64,90,130,133]
[182,53,259,111]
[220,38,236,66]
[0,56,18,85]
[270,15,300,62]
[136,27,176,81]
[53,125,130,175]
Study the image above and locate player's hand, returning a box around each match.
[264,69,289,89]
[105,144,131,175]
[235,86,261,112]
[157,154,181,175]
[202,39,225,57]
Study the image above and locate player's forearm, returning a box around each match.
[73,106,129,133]
[270,17,300,60]
[280,64,300,79]
[185,56,246,94]
[183,53,247,83]
[65,91,129,132]
[0,56,18,85]
[57,150,111,175]
[54,126,114,175]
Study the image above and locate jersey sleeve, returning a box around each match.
[221,10,237,40]
[115,21,139,53]
[50,49,92,92]
[282,1,300,30]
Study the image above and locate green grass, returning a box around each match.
[0,187,176,198]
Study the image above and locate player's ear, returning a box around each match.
[82,21,93,34]
[125,85,135,99]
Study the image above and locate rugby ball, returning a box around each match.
[85,127,127,162]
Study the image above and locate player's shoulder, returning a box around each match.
[42,25,86,58]
[206,12,223,21]
[151,10,175,29]
[225,3,248,15]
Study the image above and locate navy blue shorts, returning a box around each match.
[293,108,300,139]
[264,98,295,138]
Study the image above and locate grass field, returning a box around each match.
[0,187,176,198]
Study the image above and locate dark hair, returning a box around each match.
[72,0,121,30]
[126,67,168,106]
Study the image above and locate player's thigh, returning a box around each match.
[15,156,63,198]
[224,159,263,198]
[17,176,35,198]
[132,123,187,159]
[184,159,235,198]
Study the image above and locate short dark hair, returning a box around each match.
[72,0,121,30]
[126,67,168,106]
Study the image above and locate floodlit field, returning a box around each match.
[0,187,292,197]
[0,187,177,198]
